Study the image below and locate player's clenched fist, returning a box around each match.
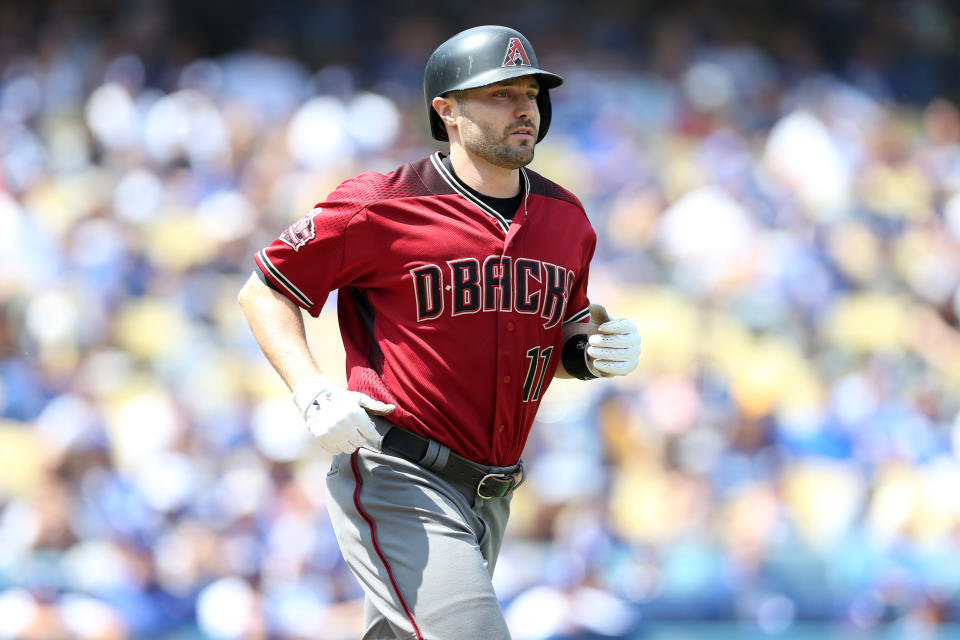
[586,304,641,377]
[292,374,395,454]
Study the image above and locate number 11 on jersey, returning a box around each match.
[522,345,554,403]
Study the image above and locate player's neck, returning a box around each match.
[447,147,521,199]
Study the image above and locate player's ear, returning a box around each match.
[432,96,457,129]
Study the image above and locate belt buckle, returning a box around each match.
[477,463,525,500]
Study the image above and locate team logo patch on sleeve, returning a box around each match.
[502,37,531,67]
[279,215,316,252]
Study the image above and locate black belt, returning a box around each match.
[379,423,525,500]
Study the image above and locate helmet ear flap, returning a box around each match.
[429,109,449,142]
[536,89,552,143]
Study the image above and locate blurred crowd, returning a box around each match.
[3,1,960,638]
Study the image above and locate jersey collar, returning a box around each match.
[430,152,530,232]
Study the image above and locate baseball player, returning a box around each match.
[238,25,641,639]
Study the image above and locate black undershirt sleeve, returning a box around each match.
[255,268,282,293]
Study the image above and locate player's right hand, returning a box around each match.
[292,374,395,454]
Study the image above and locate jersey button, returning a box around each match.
[498,424,505,432]
[506,321,515,331]
[503,375,511,384]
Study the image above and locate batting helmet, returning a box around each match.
[424,25,563,143]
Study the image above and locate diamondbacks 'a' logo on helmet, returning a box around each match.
[502,37,531,67]
[279,214,316,252]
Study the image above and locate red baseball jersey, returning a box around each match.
[255,152,595,466]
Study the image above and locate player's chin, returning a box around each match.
[504,144,535,168]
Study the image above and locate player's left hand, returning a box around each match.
[586,308,641,377]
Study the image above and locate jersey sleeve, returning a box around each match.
[254,186,373,317]
[563,227,597,326]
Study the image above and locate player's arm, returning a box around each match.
[238,271,394,454]
[238,271,320,391]
[556,304,641,379]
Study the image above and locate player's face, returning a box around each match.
[454,77,540,170]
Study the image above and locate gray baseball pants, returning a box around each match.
[325,424,514,640]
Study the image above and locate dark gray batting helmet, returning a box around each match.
[424,25,563,143]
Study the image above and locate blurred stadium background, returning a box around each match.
[3,0,960,638]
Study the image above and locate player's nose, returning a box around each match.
[513,95,536,121]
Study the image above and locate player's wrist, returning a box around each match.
[292,373,332,417]
[561,334,599,380]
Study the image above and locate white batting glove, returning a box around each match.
[585,305,641,377]
[292,374,395,454]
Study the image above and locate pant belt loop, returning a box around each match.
[370,415,391,451]
[418,439,451,474]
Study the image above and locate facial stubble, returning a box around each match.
[457,99,536,170]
